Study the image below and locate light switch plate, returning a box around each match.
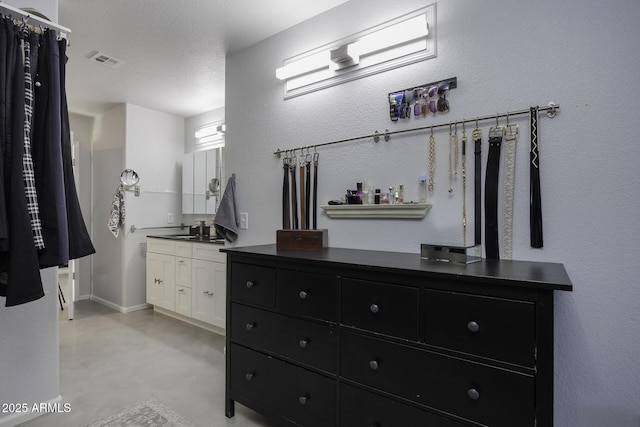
[240,212,248,229]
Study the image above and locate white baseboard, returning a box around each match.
[0,395,62,427]
[90,295,151,313]
[154,306,225,336]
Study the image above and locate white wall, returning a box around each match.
[123,104,184,309]
[69,113,94,299]
[0,1,61,425]
[225,0,640,426]
[91,103,185,311]
[91,105,126,307]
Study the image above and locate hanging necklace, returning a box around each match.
[448,123,453,193]
[462,123,467,247]
[428,126,436,192]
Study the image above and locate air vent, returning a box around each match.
[87,51,124,69]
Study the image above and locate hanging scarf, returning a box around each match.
[108,186,125,238]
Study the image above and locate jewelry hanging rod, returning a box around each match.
[274,102,559,157]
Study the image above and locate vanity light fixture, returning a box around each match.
[276,50,331,80]
[195,122,225,149]
[347,14,428,58]
[194,124,218,139]
[276,4,436,99]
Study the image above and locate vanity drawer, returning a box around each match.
[193,242,225,262]
[175,241,192,258]
[277,269,338,322]
[231,303,337,373]
[341,278,418,341]
[229,344,336,427]
[341,331,534,427]
[231,262,276,308]
[147,238,175,256]
[340,383,466,427]
[423,289,535,367]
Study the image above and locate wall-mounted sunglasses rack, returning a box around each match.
[389,76,457,121]
[273,101,559,158]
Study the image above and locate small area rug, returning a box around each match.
[86,397,200,427]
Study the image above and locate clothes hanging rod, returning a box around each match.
[0,2,71,37]
[274,102,559,157]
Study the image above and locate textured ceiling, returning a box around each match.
[57,0,349,118]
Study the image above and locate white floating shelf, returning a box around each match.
[321,203,431,219]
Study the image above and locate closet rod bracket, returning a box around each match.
[546,101,558,118]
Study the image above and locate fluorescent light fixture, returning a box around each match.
[195,122,225,149]
[198,136,225,149]
[195,124,218,139]
[329,44,360,71]
[276,50,331,80]
[350,15,428,57]
[277,5,436,99]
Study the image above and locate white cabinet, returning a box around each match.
[146,238,226,332]
[191,243,226,328]
[146,252,175,311]
[175,285,192,317]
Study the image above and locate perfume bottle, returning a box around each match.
[418,174,427,203]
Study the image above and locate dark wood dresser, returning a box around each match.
[222,245,572,427]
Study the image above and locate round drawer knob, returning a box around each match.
[246,281,255,289]
[299,290,308,300]
[245,372,254,381]
[369,360,379,370]
[299,339,308,349]
[298,395,308,405]
[370,304,379,314]
[467,388,480,400]
[246,322,255,331]
[467,321,480,333]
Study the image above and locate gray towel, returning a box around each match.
[214,176,240,242]
[107,186,125,238]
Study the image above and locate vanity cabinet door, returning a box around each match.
[146,252,175,311]
[192,259,226,328]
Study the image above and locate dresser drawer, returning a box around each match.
[231,262,276,308]
[340,383,466,427]
[277,269,338,322]
[341,331,534,427]
[341,278,418,341]
[229,344,336,427]
[423,289,535,367]
[231,303,337,373]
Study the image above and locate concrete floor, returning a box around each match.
[19,300,279,427]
